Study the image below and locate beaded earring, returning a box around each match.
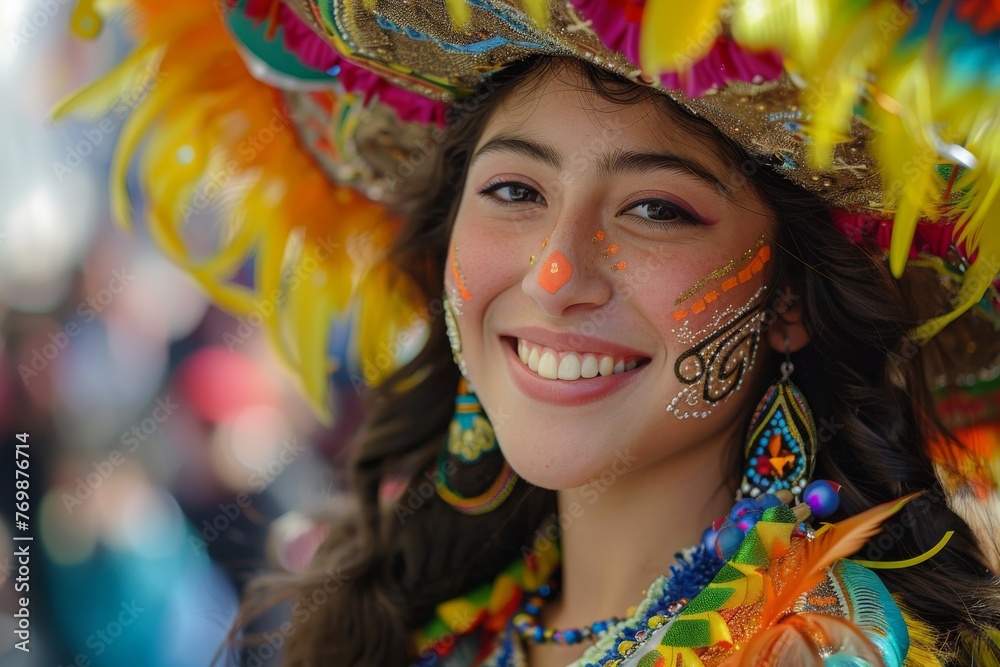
[437,293,518,514]
[434,378,519,514]
[738,337,817,502]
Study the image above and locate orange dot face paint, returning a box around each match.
[538,250,573,294]
[670,241,771,321]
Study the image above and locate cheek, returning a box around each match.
[447,216,535,313]
[617,251,714,344]
[658,239,773,345]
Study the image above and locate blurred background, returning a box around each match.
[0,2,361,664]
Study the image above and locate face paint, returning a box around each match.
[594,231,625,271]
[668,285,768,419]
[538,250,573,294]
[674,236,771,306]
[670,242,770,321]
[449,244,473,307]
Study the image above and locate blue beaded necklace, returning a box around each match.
[494,544,724,667]
[513,579,627,645]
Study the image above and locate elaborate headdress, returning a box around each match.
[60,0,998,486]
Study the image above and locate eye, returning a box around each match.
[621,198,702,227]
[478,180,545,205]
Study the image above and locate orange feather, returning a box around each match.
[719,613,885,667]
[759,493,921,629]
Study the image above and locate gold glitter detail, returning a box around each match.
[674,235,766,305]
[292,0,884,212]
[529,254,536,265]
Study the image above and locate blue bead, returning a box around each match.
[730,498,758,519]
[592,621,606,633]
[735,509,762,533]
[533,627,545,641]
[564,629,581,644]
[538,584,551,597]
[701,525,719,553]
[715,524,745,560]
[803,480,841,519]
[757,494,783,510]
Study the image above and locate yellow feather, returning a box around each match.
[521,0,549,29]
[51,44,163,121]
[285,253,335,422]
[640,0,726,75]
[108,64,203,230]
[731,0,832,71]
[188,271,256,314]
[894,599,949,667]
[868,61,944,277]
[60,0,428,419]
[444,0,470,29]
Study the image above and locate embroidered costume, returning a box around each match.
[60,0,1000,664]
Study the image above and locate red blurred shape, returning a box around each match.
[176,347,280,423]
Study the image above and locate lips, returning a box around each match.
[517,339,645,380]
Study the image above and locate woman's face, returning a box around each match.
[446,64,777,490]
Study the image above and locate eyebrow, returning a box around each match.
[598,149,731,195]
[472,137,562,171]
[471,136,730,195]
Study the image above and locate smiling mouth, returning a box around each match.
[510,337,650,381]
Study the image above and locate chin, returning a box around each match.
[496,431,611,491]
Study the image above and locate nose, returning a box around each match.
[522,211,613,318]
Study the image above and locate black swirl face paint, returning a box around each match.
[668,286,768,419]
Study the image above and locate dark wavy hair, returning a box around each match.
[233,56,1000,666]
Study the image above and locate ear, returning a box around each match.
[766,300,810,354]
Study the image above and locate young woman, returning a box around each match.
[62,0,1000,665]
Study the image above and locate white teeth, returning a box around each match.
[516,339,643,381]
[599,356,615,376]
[538,351,559,379]
[558,354,582,380]
[528,348,540,372]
